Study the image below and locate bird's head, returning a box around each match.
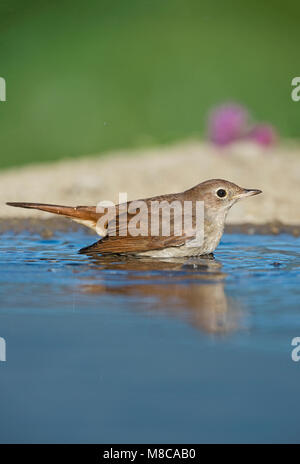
[193,179,262,218]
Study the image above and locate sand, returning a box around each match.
[1,139,299,225]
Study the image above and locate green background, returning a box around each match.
[0,0,299,169]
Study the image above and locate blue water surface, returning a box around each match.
[0,230,300,443]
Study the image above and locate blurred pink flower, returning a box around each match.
[207,103,278,147]
[208,103,249,146]
[248,124,277,147]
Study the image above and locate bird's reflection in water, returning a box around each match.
[80,253,243,335]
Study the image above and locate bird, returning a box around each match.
[7,179,262,257]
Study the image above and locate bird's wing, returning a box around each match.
[80,194,197,254]
[81,233,188,254]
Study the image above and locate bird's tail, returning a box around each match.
[6,202,104,234]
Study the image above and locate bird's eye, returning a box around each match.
[216,189,227,198]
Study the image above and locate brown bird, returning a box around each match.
[7,179,261,257]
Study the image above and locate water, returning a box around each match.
[0,230,300,443]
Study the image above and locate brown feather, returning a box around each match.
[6,202,102,232]
[6,202,97,218]
[80,192,196,254]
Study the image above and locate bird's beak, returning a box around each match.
[235,188,262,199]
